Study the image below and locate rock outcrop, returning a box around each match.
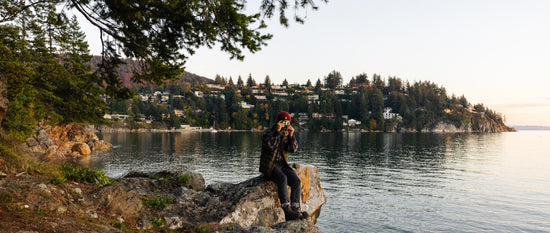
[118,163,326,230]
[421,122,473,133]
[216,163,325,228]
[18,123,113,159]
[0,164,325,232]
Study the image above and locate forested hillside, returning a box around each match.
[89,56,211,88]
[105,70,513,133]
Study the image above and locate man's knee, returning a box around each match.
[290,176,301,189]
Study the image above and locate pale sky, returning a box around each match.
[80,0,550,127]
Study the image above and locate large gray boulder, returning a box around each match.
[125,163,326,230]
[217,163,326,228]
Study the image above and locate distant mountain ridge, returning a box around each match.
[89,56,212,88]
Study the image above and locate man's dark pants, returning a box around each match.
[269,162,301,206]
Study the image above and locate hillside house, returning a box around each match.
[255,95,267,101]
[347,119,361,127]
[194,91,204,98]
[383,107,402,120]
[307,95,319,103]
[174,109,185,117]
[206,84,224,90]
[240,101,254,109]
[335,89,345,95]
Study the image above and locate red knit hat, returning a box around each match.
[276,111,291,122]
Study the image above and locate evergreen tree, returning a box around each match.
[264,75,272,92]
[324,70,343,89]
[306,79,312,88]
[314,78,322,92]
[54,15,105,123]
[237,75,244,88]
[282,78,289,87]
[355,73,368,86]
[246,74,256,87]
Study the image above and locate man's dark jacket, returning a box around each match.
[259,127,298,177]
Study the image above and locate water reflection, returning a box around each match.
[91,131,550,233]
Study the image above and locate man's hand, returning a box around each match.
[286,124,295,137]
[276,120,285,132]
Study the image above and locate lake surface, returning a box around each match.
[89,131,550,233]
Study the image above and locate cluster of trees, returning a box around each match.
[1,0,320,141]
[109,70,507,132]
[1,3,105,140]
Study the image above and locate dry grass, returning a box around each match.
[0,132,61,178]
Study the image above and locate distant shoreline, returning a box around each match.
[96,126,517,134]
[510,126,550,131]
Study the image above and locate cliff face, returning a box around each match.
[17,123,112,159]
[402,113,514,133]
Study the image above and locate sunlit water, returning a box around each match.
[88,131,550,233]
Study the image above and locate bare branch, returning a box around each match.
[0,0,50,23]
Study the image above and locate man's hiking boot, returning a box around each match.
[292,207,309,219]
[283,206,301,220]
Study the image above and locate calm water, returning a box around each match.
[88,131,550,233]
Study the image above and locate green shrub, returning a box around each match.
[178,173,190,185]
[2,87,45,142]
[35,206,46,217]
[50,176,67,185]
[149,217,163,227]
[142,196,174,209]
[196,225,209,233]
[60,164,111,185]
[113,220,124,229]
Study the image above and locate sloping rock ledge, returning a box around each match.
[0,163,325,232]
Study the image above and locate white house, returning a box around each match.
[206,84,225,90]
[307,95,319,102]
[255,95,267,101]
[240,101,254,109]
[194,91,204,98]
[174,109,185,117]
[383,107,402,120]
[104,114,129,120]
[334,89,345,95]
[347,119,361,127]
[139,94,151,101]
[272,91,288,96]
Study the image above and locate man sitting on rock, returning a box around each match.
[259,111,307,221]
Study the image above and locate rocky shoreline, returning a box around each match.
[18,123,113,160]
[98,120,515,135]
[0,163,325,232]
